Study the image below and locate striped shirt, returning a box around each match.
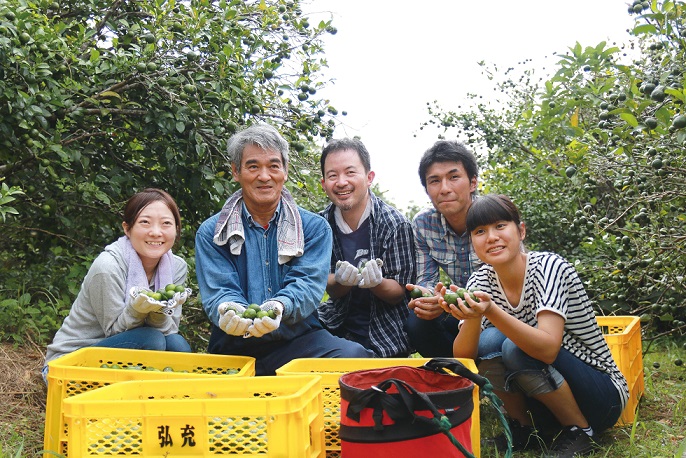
[467,251,629,409]
[319,192,416,357]
[412,206,481,288]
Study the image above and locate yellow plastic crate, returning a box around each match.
[597,315,644,425]
[44,347,255,456]
[62,375,325,458]
[276,358,480,458]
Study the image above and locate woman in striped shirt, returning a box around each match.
[443,194,628,458]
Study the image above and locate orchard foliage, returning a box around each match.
[0,0,336,344]
[423,0,686,336]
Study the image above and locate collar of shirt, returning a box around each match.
[243,201,281,228]
[333,193,374,234]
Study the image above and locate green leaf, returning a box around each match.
[619,113,638,127]
[632,24,657,34]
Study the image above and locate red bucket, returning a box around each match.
[339,359,478,458]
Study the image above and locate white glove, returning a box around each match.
[359,259,383,289]
[128,287,163,315]
[172,287,192,307]
[334,260,361,286]
[246,300,283,338]
[152,288,193,316]
[218,302,252,336]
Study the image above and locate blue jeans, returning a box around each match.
[405,313,459,357]
[209,326,375,375]
[42,327,191,383]
[477,327,623,433]
[93,326,192,352]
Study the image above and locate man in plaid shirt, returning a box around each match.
[405,140,481,357]
[319,138,416,357]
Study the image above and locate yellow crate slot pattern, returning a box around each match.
[208,416,270,454]
[597,316,645,426]
[322,386,340,449]
[84,419,143,455]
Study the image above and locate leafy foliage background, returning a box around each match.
[1,0,685,348]
[423,0,685,337]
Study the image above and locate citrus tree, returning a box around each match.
[422,0,686,336]
[0,0,337,344]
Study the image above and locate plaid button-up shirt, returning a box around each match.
[319,192,416,357]
[412,206,481,289]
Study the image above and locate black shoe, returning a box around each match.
[487,418,544,452]
[543,426,597,458]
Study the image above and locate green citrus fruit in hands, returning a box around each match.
[243,308,257,319]
[410,287,423,299]
[444,291,459,305]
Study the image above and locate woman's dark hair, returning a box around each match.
[466,194,521,233]
[122,188,182,238]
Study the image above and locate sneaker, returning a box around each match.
[487,418,544,452]
[543,425,597,458]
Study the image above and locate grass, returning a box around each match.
[1,337,684,457]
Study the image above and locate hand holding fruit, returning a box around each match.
[405,283,444,320]
[129,287,162,315]
[359,258,383,288]
[440,285,490,319]
[218,302,253,336]
[334,260,362,286]
[246,300,283,338]
[130,283,191,316]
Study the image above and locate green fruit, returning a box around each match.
[674,359,683,367]
[651,158,663,169]
[136,62,147,72]
[565,166,577,178]
[243,308,257,319]
[151,292,163,301]
[183,83,197,94]
[409,288,423,299]
[248,303,261,312]
[165,283,177,292]
[645,117,658,129]
[163,366,174,372]
[650,85,666,102]
[174,285,185,293]
[642,82,656,94]
[444,291,458,305]
[256,311,269,318]
[672,114,686,129]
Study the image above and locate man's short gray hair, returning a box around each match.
[226,123,290,171]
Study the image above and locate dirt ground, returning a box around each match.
[0,341,46,453]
